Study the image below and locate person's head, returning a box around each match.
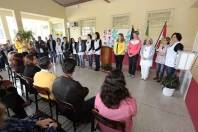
[62,58,76,75]
[16,33,22,41]
[0,103,6,127]
[6,40,11,45]
[133,33,139,39]
[161,37,170,46]
[146,38,153,45]
[70,38,75,43]
[117,33,125,42]
[171,32,182,43]
[8,51,17,65]
[57,38,61,43]
[49,34,53,40]
[78,37,82,42]
[63,37,68,42]
[39,56,51,70]
[87,34,92,40]
[100,69,130,108]
[25,54,38,66]
[38,36,42,41]
[94,32,100,40]
[12,53,24,68]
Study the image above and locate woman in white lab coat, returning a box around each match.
[140,38,155,80]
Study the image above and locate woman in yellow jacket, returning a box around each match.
[15,33,27,53]
[113,33,126,70]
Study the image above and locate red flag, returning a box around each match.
[155,22,167,48]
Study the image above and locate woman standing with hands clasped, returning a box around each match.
[140,38,155,80]
[128,33,141,78]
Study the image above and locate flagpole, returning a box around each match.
[155,21,167,48]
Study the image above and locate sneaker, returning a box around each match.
[153,77,158,80]
[131,75,135,78]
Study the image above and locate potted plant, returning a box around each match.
[162,75,180,97]
[17,30,33,44]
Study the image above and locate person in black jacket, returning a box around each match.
[23,54,41,78]
[35,36,48,58]
[70,38,79,66]
[47,34,56,63]
[93,32,102,71]
[76,37,86,68]
[52,58,95,122]
[61,37,71,59]
[86,34,94,68]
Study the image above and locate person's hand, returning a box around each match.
[0,80,13,89]
[36,118,54,128]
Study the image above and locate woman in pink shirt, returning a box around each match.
[128,33,141,78]
[95,69,137,132]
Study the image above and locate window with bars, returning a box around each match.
[147,9,174,27]
[112,15,130,29]
[80,19,96,37]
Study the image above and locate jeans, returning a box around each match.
[156,63,165,79]
[49,51,56,63]
[79,55,85,67]
[73,54,79,66]
[128,55,138,75]
[115,55,124,70]
[166,66,176,77]
[88,55,93,68]
[95,55,100,70]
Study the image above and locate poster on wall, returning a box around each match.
[102,28,131,48]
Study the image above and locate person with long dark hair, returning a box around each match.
[113,33,126,70]
[86,34,94,68]
[70,38,79,66]
[11,53,25,74]
[95,69,137,132]
[93,32,102,71]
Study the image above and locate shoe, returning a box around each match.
[131,75,135,78]
[95,69,99,71]
[153,77,158,80]
[157,79,162,83]
[128,74,132,77]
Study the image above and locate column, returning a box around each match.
[13,10,23,30]
[1,15,11,41]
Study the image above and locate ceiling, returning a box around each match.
[52,0,92,7]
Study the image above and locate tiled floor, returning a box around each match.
[0,63,196,132]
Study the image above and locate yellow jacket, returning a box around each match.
[33,70,57,100]
[113,41,126,55]
[15,41,25,53]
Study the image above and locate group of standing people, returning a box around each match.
[113,32,184,81]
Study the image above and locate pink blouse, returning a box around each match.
[94,93,137,132]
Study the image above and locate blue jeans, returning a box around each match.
[166,66,176,77]
[79,55,85,67]
[88,55,93,67]
[156,63,165,79]
[49,51,56,63]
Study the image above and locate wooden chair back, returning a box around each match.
[92,109,126,132]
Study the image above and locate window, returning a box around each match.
[0,17,6,44]
[6,16,18,42]
[112,15,130,29]
[22,18,50,39]
[80,19,96,38]
[147,9,174,27]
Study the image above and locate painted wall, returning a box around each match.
[65,0,198,50]
[0,0,65,18]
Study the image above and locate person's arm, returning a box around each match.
[15,42,23,51]
[134,43,142,55]
[95,40,102,51]
[147,46,155,59]
[120,43,126,55]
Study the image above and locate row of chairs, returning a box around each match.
[7,67,126,132]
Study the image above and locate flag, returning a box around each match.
[130,25,135,40]
[155,21,167,48]
[145,21,149,37]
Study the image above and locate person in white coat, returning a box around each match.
[140,38,155,80]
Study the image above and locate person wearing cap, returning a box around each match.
[33,57,56,99]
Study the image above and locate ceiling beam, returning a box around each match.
[52,0,92,7]
[104,0,111,3]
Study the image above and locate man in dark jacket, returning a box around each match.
[35,36,48,58]
[61,37,71,59]
[52,58,95,122]
[47,34,56,63]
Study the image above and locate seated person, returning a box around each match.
[11,53,25,74]
[33,56,56,99]
[0,103,59,132]
[0,76,27,119]
[23,54,41,78]
[95,69,137,132]
[52,58,95,122]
